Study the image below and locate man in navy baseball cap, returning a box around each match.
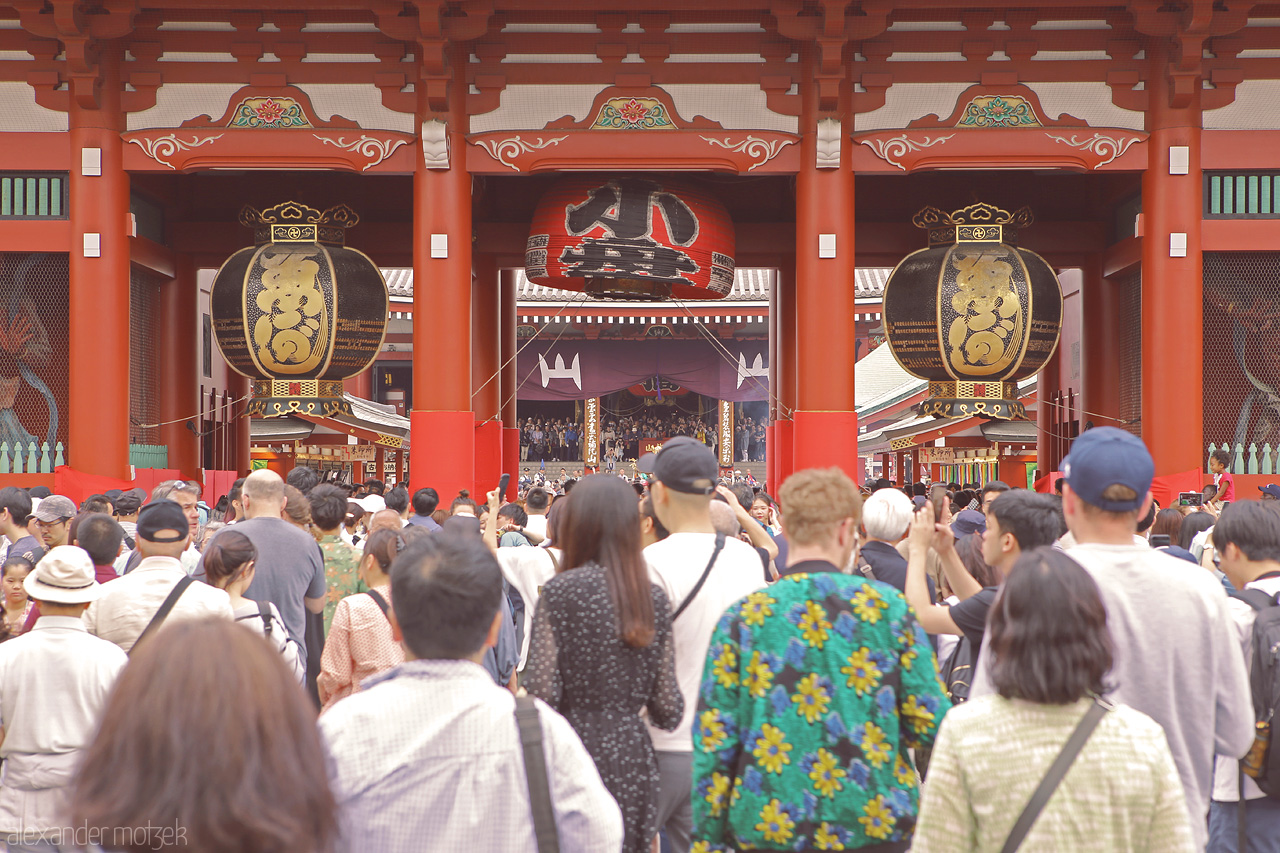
[1061,426,1154,515]
[1258,483,1280,501]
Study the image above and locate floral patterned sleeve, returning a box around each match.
[690,610,745,853]
[523,583,563,711]
[318,598,353,708]
[645,585,684,732]
[890,603,951,751]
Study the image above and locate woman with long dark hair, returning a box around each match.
[912,548,1194,852]
[524,474,683,853]
[70,619,338,853]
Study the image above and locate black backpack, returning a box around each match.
[940,635,974,705]
[1228,587,1280,798]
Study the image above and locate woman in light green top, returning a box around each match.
[913,547,1195,853]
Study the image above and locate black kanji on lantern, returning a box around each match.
[564,178,699,245]
[559,178,701,284]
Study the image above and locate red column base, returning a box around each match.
[792,411,860,481]
[474,420,503,498]
[410,411,475,501]
[766,423,776,492]
[502,427,521,484]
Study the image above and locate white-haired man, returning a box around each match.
[860,487,936,601]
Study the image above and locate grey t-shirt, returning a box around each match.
[196,517,325,644]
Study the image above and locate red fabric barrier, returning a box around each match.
[53,466,179,505]
[1150,469,1206,509]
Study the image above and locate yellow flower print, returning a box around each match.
[792,673,832,724]
[755,799,795,845]
[859,795,897,840]
[753,724,793,774]
[731,777,742,806]
[851,587,889,623]
[743,650,775,698]
[861,721,892,768]
[742,590,777,626]
[840,647,883,695]
[900,694,937,735]
[711,643,738,688]
[699,709,727,752]
[798,600,832,648]
[690,843,713,853]
[900,648,918,671]
[814,822,846,850]
[893,753,915,786]
[704,772,731,817]
[808,748,847,799]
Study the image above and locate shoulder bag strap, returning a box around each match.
[673,532,727,622]
[999,698,1111,853]
[515,695,560,853]
[132,576,194,656]
[547,549,561,574]
[365,589,391,621]
[258,599,274,637]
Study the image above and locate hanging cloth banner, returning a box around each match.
[516,338,768,402]
[718,400,734,468]
[583,397,600,467]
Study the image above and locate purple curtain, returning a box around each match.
[515,338,768,402]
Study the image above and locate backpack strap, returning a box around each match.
[515,695,560,853]
[132,576,193,655]
[365,589,391,621]
[1228,587,1276,611]
[1000,698,1111,853]
[673,532,726,621]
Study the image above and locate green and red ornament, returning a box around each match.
[210,201,388,417]
[882,203,1063,420]
[526,177,735,300]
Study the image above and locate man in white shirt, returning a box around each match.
[0,546,127,848]
[1207,500,1280,851]
[523,487,550,540]
[639,437,767,852]
[320,531,622,851]
[85,500,234,654]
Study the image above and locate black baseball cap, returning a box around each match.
[137,500,190,543]
[637,437,717,495]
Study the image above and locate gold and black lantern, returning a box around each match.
[210,202,388,417]
[883,203,1063,420]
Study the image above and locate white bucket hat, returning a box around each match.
[25,546,102,605]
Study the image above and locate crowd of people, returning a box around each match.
[0,425,1275,851]
[518,410,726,466]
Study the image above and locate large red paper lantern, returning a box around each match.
[526,177,735,300]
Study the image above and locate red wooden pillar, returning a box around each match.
[229,373,251,475]
[794,75,858,479]
[156,254,199,478]
[1037,347,1062,475]
[1142,47,1204,475]
[1080,257,1122,430]
[410,62,473,499]
[472,254,502,495]
[774,261,797,488]
[500,268,520,483]
[347,367,373,401]
[68,54,130,478]
[766,268,779,491]
[374,445,385,484]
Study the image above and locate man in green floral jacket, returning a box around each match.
[691,468,951,853]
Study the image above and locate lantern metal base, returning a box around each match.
[248,380,352,418]
[919,381,1026,420]
[584,277,672,301]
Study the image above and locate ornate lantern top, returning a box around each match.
[238,201,360,247]
[912,202,1035,248]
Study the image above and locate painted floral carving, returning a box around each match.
[591,97,676,130]
[958,96,1042,128]
[228,96,313,129]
